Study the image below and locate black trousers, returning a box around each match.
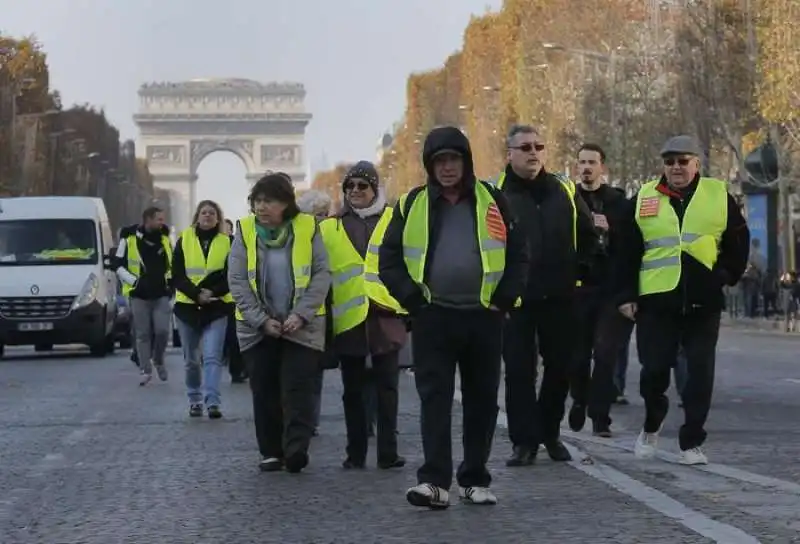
[412,306,503,489]
[636,310,720,450]
[570,289,634,426]
[339,352,399,464]
[225,317,246,379]
[504,298,573,447]
[243,337,320,460]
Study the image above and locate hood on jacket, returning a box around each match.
[422,126,475,187]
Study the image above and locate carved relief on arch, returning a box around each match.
[147,145,186,165]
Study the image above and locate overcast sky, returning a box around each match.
[1,0,501,220]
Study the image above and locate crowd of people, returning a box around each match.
[113,125,750,510]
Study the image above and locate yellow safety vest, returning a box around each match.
[233,213,326,321]
[320,208,406,336]
[123,234,172,297]
[399,182,505,309]
[635,178,728,296]
[496,170,580,305]
[174,227,234,304]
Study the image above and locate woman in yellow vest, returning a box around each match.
[228,173,331,474]
[320,161,408,471]
[172,200,233,420]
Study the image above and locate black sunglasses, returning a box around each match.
[344,181,371,192]
[509,143,545,153]
[664,157,692,166]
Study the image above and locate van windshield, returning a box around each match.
[0,219,98,266]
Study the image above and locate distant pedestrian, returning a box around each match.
[115,208,173,386]
[172,200,233,419]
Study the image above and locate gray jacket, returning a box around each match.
[228,221,331,353]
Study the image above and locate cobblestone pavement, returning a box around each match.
[0,329,796,543]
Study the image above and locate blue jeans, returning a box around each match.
[177,316,228,407]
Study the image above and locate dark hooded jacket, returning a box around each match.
[378,126,529,315]
[116,224,173,300]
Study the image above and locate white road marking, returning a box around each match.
[449,387,761,543]
[62,428,90,446]
[783,378,800,384]
[563,429,800,496]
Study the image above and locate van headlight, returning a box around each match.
[71,273,100,310]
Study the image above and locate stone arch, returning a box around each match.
[133,78,312,232]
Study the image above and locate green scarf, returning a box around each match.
[255,221,290,248]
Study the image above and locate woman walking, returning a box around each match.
[172,200,233,419]
[319,161,407,470]
[229,173,331,473]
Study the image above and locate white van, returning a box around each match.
[0,197,118,357]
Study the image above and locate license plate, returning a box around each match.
[18,322,54,332]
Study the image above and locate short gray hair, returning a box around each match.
[506,124,540,147]
[297,190,333,217]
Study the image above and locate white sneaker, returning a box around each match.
[406,483,449,510]
[460,486,497,505]
[680,447,708,465]
[139,372,152,386]
[634,429,660,459]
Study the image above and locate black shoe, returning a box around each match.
[285,451,309,473]
[592,420,612,438]
[189,404,203,417]
[378,455,406,469]
[207,406,222,419]
[231,375,246,384]
[506,445,535,467]
[544,440,572,462]
[342,458,366,470]
[259,457,283,472]
[568,403,587,432]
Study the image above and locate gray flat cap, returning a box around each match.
[660,135,701,157]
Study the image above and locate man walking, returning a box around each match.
[497,125,597,466]
[380,126,528,509]
[115,207,174,386]
[567,143,630,437]
[615,135,749,464]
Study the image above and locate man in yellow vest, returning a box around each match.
[613,135,749,465]
[320,160,408,471]
[496,125,598,467]
[379,126,529,509]
[114,207,173,386]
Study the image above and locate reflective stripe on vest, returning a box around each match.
[320,208,406,336]
[174,227,234,304]
[496,170,580,305]
[364,207,407,315]
[233,213,325,321]
[398,182,505,308]
[635,178,728,296]
[122,234,172,297]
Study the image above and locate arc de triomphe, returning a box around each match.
[133,78,312,231]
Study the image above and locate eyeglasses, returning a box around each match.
[509,143,545,153]
[344,181,371,192]
[664,157,691,167]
